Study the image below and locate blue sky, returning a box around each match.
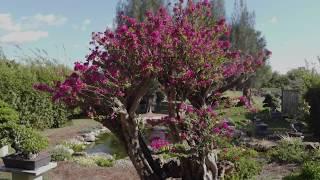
[0,0,319,73]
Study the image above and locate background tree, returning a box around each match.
[116,0,165,25]
[210,0,226,20]
[263,71,290,89]
[229,0,270,99]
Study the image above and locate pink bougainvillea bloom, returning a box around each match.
[150,138,170,150]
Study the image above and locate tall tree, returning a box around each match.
[230,0,270,98]
[116,0,164,25]
[194,0,226,20]
[211,0,226,20]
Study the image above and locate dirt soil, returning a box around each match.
[47,161,139,180]
[255,163,299,180]
[42,119,101,148]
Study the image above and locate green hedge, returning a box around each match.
[305,88,320,137]
[0,59,71,129]
[0,100,19,124]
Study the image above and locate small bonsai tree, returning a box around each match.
[263,93,280,112]
[0,100,48,157]
[0,123,48,159]
[36,0,270,179]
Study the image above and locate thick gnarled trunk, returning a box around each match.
[119,113,165,180]
[100,93,222,179]
[181,152,219,180]
[104,112,221,180]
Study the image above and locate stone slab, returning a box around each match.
[0,162,57,176]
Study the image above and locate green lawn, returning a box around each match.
[218,91,264,128]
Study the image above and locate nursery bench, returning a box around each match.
[0,162,57,180]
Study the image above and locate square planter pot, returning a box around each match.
[2,152,50,170]
[0,145,9,157]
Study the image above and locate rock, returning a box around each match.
[68,138,83,144]
[267,134,282,141]
[255,123,269,137]
[91,131,100,137]
[73,152,88,157]
[303,142,320,150]
[114,159,134,168]
[84,134,96,142]
[75,136,85,142]
[288,132,304,138]
[291,122,307,133]
[100,127,111,133]
[91,152,114,160]
[232,129,244,138]
[54,145,74,155]
[246,140,277,152]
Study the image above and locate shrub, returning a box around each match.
[219,147,262,180]
[284,161,320,180]
[305,88,320,136]
[0,100,19,124]
[227,158,262,180]
[94,156,114,167]
[0,122,48,157]
[262,93,280,111]
[72,155,115,167]
[63,140,86,152]
[50,145,73,161]
[0,59,70,129]
[268,137,306,163]
[309,148,320,161]
[72,156,97,167]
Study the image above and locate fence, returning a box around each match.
[282,89,299,117]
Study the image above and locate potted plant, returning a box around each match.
[0,123,49,170]
[0,100,19,158]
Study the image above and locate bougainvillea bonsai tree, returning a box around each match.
[36,0,270,179]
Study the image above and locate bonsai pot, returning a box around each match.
[2,152,50,170]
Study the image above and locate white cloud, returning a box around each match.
[0,13,67,44]
[73,19,91,31]
[32,14,67,26]
[269,16,278,24]
[0,14,21,31]
[0,31,48,44]
[0,13,67,32]
[20,14,68,29]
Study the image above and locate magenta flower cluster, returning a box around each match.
[212,120,234,137]
[34,0,271,151]
[35,0,267,107]
[150,137,170,150]
[238,96,251,108]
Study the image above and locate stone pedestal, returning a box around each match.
[0,145,8,157]
[0,162,57,180]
